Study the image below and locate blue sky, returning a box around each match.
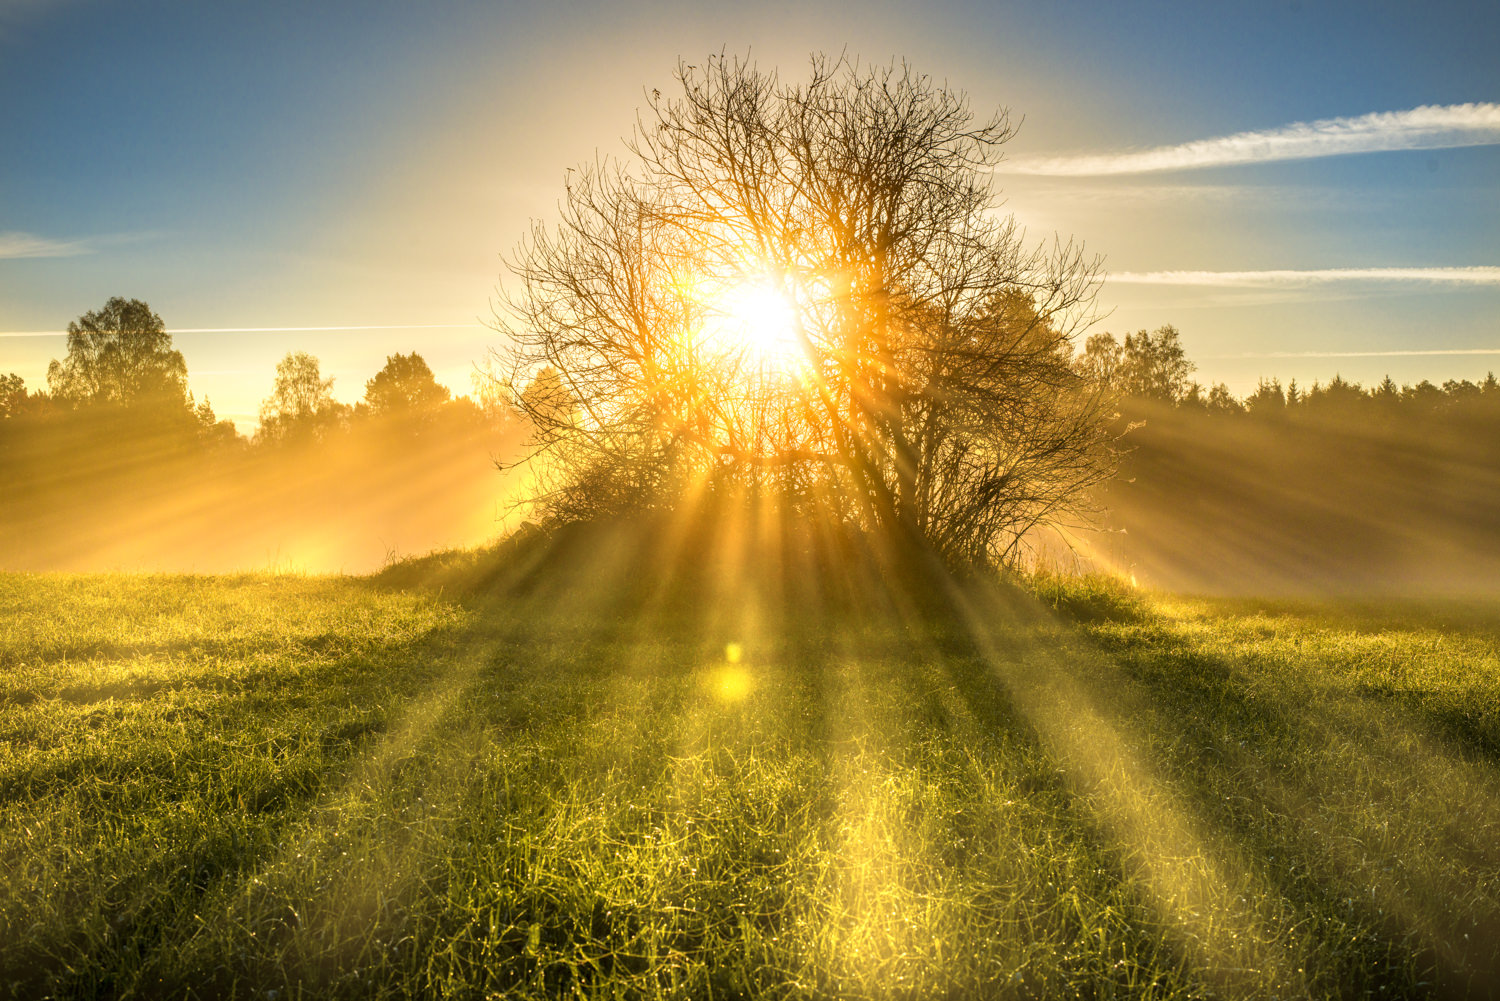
[2,0,1497,429]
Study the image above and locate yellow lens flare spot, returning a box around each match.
[705,280,804,374]
[703,642,751,702]
[708,665,754,703]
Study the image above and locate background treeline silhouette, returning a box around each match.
[0,298,525,572]
[4,300,1498,589]
[1075,325,1500,594]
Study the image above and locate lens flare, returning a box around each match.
[707,665,753,703]
[705,280,805,375]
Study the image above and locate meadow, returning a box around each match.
[3,533,1499,999]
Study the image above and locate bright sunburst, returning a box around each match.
[705,279,805,375]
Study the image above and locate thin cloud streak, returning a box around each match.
[0,322,486,339]
[0,231,93,259]
[1004,103,1500,175]
[1222,348,1500,359]
[1109,267,1500,287]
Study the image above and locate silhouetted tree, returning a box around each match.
[495,54,1114,562]
[1205,383,1241,414]
[1245,378,1286,416]
[192,397,242,447]
[0,374,27,419]
[1442,378,1484,405]
[1076,333,1124,387]
[363,352,451,420]
[1078,325,1195,404]
[258,351,348,443]
[1119,325,1194,403]
[46,297,190,414]
[1302,375,1365,416]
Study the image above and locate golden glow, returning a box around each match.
[707,664,753,703]
[703,279,805,375]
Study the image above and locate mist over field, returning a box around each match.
[0,415,526,574]
[1089,394,1500,596]
[8,342,1499,593]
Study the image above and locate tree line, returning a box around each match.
[1073,324,1500,594]
[0,297,514,446]
[4,296,1495,586]
[1077,322,1500,419]
[0,298,524,572]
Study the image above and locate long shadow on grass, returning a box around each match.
[362,531,1500,999]
[26,524,1499,999]
[1008,584,1500,999]
[143,535,778,999]
[0,580,495,999]
[296,530,1214,999]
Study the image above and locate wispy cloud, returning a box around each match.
[0,230,94,259]
[1108,267,1500,287]
[1004,103,1500,175]
[1224,348,1500,359]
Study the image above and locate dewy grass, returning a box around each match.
[2,568,1498,998]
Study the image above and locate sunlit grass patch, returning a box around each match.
[2,566,1498,997]
[1034,577,1500,995]
[0,574,470,997]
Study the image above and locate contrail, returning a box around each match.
[1229,348,1500,359]
[1003,103,1500,175]
[0,323,487,339]
[1108,267,1500,286]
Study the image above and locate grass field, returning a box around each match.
[3,540,1499,999]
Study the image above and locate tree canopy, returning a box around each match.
[46,297,190,413]
[1078,325,1195,404]
[496,55,1116,563]
[364,352,452,419]
[0,373,28,420]
[258,351,347,443]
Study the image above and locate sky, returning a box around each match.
[2,0,1497,432]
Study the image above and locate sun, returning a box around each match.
[705,279,805,375]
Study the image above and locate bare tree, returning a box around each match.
[493,54,1118,563]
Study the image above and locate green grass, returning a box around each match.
[3,558,1499,999]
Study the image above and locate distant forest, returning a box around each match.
[0,299,525,572]
[3,300,1498,589]
[1075,325,1500,594]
